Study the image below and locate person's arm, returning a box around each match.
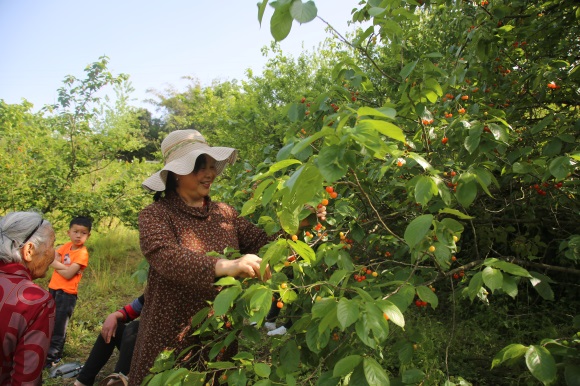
[215,254,270,280]
[50,261,82,280]
[101,294,144,343]
[100,311,124,344]
[140,204,270,286]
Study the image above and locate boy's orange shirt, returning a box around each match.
[48,241,89,295]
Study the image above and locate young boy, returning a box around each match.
[46,216,92,367]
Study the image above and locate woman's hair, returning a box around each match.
[0,211,53,264]
[153,154,209,202]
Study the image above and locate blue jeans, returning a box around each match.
[47,289,77,363]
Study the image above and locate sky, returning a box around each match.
[0,0,358,111]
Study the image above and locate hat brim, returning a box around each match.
[142,147,237,192]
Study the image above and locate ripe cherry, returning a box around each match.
[276,301,284,309]
[442,137,449,144]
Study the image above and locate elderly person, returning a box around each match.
[0,211,56,385]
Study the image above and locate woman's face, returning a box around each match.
[25,228,56,279]
[176,156,217,205]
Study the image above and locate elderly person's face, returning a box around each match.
[22,227,56,279]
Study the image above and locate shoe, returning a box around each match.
[264,322,277,331]
[267,326,287,336]
[44,358,61,369]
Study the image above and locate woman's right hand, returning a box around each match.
[215,254,271,281]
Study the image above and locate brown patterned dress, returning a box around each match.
[128,192,274,385]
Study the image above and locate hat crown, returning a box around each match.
[161,130,208,164]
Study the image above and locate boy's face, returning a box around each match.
[67,224,90,247]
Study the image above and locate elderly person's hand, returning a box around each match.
[215,254,271,281]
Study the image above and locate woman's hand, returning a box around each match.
[215,254,271,281]
[299,204,327,229]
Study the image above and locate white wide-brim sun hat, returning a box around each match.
[142,129,237,192]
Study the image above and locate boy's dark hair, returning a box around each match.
[70,216,92,232]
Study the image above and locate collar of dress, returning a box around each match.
[166,191,213,218]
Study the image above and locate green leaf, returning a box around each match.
[548,156,571,179]
[253,159,301,181]
[291,128,330,155]
[337,298,360,330]
[257,0,269,26]
[491,343,528,368]
[402,368,425,383]
[241,197,257,217]
[424,78,443,97]
[525,345,557,384]
[542,138,562,157]
[260,239,288,277]
[270,7,293,41]
[190,307,210,330]
[407,152,433,171]
[456,176,478,207]
[317,144,348,183]
[213,286,242,315]
[254,363,271,378]
[416,285,438,309]
[400,60,418,79]
[289,239,315,264]
[438,208,474,220]
[214,276,241,287]
[280,340,300,372]
[363,357,390,386]
[290,0,317,23]
[207,361,234,369]
[529,272,554,301]
[404,214,433,249]
[414,175,436,206]
[356,119,406,142]
[312,297,337,320]
[357,106,397,120]
[467,272,483,301]
[482,266,503,293]
[464,130,481,154]
[502,273,518,298]
[531,115,553,134]
[486,259,531,277]
[333,355,362,378]
[378,300,405,328]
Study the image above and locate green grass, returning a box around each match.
[40,224,146,385]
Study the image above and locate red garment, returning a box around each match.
[0,262,55,385]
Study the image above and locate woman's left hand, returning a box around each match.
[299,204,326,229]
